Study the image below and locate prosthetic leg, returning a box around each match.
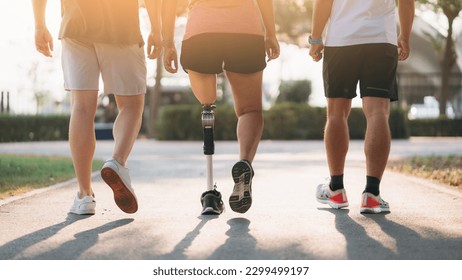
[200,104,224,215]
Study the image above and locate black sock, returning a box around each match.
[329,174,344,191]
[364,176,380,196]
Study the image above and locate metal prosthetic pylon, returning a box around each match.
[200,104,224,215]
[202,104,216,191]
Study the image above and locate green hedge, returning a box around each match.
[347,107,410,139]
[156,104,237,140]
[409,118,462,136]
[4,106,460,142]
[263,103,325,139]
[0,115,69,142]
[156,103,410,140]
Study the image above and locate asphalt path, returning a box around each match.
[0,138,461,261]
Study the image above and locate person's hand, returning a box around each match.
[265,34,280,62]
[397,34,410,61]
[147,32,162,59]
[309,43,324,62]
[34,27,53,57]
[163,44,178,73]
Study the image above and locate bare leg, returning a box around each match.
[69,90,98,198]
[324,98,352,176]
[112,94,145,166]
[187,71,217,105]
[225,70,264,163]
[362,97,391,179]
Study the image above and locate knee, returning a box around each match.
[235,106,263,118]
[364,108,389,121]
[71,103,96,118]
[117,102,144,118]
[326,111,349,125]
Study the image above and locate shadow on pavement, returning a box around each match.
[161,215,219,259]
[323,208,396,259]
[320,208,462,259]
[33,218,134,259]
[207,217,314,260]
[0,215,133,259]
[207,217,257,259]
[140,216,314,260]
[367,215,462,259]
[0,214,92,259]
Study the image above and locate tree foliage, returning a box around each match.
[273,0,313,44]
[276,80,312,104]
[416,0,462,117]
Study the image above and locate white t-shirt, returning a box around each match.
[325,0,398,47]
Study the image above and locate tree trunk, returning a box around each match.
[438,16,457,118]
[147,58,163,138]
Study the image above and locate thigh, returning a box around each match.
[359,44,398,101]
[61,39,100,91]
[180,34,224,74]
[222,34,266,74]
[188,70,218,105]
[96,43,147,96]
[225,70,263,116]
[323,46,361,99]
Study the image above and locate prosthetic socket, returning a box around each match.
[201,104,215,155]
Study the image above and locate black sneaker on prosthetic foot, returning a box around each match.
[201,188,224,215]
[229,160,254,213]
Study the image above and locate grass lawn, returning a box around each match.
[0,155,103,200]
[1,154,460,200]
[388,155,462,189]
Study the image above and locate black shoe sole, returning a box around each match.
[229,161,252,213]
[201,190,224,215]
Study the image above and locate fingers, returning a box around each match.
[267,46,280,61]
[35,29,53,57]
[147,32,163,59]
[265,39,280,62]
[309,51,323,62]
[398,48,409,61]
[397,37,411,61]
[35,42,53,57]
[173,58,178,73]
[164,61,178,73]
[147,44,162,60]
[266,49,276,62]
[163,48,178,73]
[397,43,410,61]
[309,44,324,62]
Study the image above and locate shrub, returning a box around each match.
[156,104,237,140]
[0,105,418,142]
[409,118,462,136]
[0,115,69,142]
[263,103,325,139]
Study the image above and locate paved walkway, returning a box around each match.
[0,138,461,260]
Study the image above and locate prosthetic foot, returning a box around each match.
[200,104,224,215]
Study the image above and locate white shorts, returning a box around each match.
[61,38,147,95]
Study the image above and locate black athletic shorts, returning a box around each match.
[323,43,398,101]
[180,33,266,74]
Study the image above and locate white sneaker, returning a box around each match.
[316,183,349,209]
[101,159,138,214]
[360,192,390,214]
[69,193,96,215]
